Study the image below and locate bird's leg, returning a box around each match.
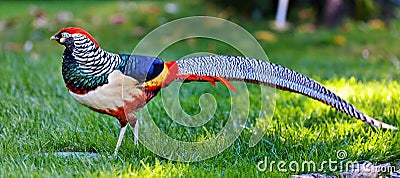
[127,113,138,145]
[113,113,137,156]
[114,124,127,156]
[132,120,138,145]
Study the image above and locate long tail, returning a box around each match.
[164,55,397,130]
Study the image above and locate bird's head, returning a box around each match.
[50,27,99,51]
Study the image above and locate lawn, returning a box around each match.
[0,1,399,177]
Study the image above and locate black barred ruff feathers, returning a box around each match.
[176,55,397,130]
[62,34,124,94]
[71,34,122,76]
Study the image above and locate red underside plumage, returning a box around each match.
[89,93,146,127]
[162,61,236,91]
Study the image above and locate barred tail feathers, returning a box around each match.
[174,55,397,130]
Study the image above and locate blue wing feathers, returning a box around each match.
[119,54,164,82]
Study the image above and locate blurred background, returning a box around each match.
[0,0,400,81]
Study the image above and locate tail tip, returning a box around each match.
[367,116,397,130]
[380,123,398,130]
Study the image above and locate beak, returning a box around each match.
[50,35,66,43]
[50,35,58,40]
[50,36,58,40]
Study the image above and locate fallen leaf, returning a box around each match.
[254,30,277,43]
[332,35,346,46]
[368,19,385,30]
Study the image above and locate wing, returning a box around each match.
[119,54,165,83]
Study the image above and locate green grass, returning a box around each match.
[0,1,399,177]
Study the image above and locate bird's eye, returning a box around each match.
[61,32,70,38]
